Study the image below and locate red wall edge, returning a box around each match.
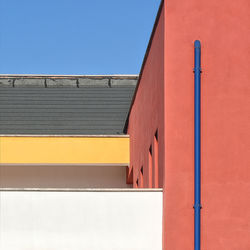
[127,2,165,190]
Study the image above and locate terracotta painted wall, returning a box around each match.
[128,0,250,249]
[163,0,250,249]
[127,3,165,189]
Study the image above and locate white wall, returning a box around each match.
[0,190,162,250]
[0,165,131,188]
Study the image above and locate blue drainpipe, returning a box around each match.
[194,40,202,250]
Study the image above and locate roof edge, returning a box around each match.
[0,74,139,79]
[0,134,130,138]
[123,0,164,133]
[0,188,163,192]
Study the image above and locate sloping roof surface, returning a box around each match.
[0,76,137,135]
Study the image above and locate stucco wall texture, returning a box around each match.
[128,0,250,249]
[127,3,165,190]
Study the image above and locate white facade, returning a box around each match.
[0,190,162,250]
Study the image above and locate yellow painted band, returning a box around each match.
[0,137,129,164]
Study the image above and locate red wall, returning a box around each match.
[127,3,165,190]
[128,0,250,249]
[163,0,250,249]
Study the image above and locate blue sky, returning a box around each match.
[0,0,161,75]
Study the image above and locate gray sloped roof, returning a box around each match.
[0,75,137,135]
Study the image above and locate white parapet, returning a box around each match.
[0,189,163,250]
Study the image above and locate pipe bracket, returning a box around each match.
[193,68,202,73]
[193,204,202,209]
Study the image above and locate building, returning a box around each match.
[0,75,163,250]
[0,0,250,249]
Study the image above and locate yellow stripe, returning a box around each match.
[0,136,129,164]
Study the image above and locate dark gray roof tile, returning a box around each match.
[0,75,137,135]
[78,78,109,87]
[46,79,77,88]
[111,79,137,87]
[0,79,13,87]
[14,79,45,88]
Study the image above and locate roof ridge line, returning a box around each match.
[0,74,139,79]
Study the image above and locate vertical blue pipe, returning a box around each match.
[194,40,201,250]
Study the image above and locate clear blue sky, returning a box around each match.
[0,0,161,75]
